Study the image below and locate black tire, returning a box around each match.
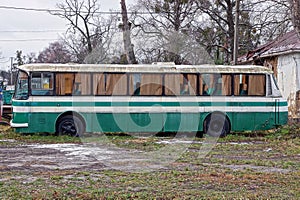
[196,131,204,138]
[57,115,84,137]
[204,113,230,137]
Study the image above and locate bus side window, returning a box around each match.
[106,73,127,96]
[93,73,105,95]
[140,74,162,96]
[56,73,92,96]
[73,73,91,95]
[248,75,266,96]
[31,72,54,96]
[129,74,141,96]
[180,74,197,96]
[56,73,74,95]
[234,74,248,96]
[201,74,231,96]
[234,74,266,96]
[130,74,162,96]
[201,74,220,95]
[165,74,181,96]
[212,78,222,95]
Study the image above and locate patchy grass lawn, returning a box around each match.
[0,125,299,199]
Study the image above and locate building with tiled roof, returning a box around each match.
[238,30,300,118]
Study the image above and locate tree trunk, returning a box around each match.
[120,0,137,64]
[226,0,235,62]
[289,0,300,38]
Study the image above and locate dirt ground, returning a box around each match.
[0,130,299,199]
[0,139,171,173]
[0,136,297,174]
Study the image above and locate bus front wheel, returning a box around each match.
[204,113,230,137]
[57,115,84,137]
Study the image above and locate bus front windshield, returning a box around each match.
[15,71,29,100]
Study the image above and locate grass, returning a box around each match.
[0,125,299,199]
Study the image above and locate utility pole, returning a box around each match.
[10,57,13,85]
[233,0,240,65]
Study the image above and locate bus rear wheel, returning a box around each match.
[57,115,84,137]
[204,113,230,137]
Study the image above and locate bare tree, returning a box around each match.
[132,0,211,64]
[194,0,291,63]
[120,0,137,64]
[36,41,73,63]
[289,0,300,37]
[83,15,119,64]
[52,0,117,63]
[53,0,99,53]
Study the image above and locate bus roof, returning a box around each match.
[17,63,273,74]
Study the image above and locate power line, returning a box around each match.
[0,5,122,14]
[0,5,60,12]
[0,30,64,33]
[0,5,151,15]
[0,5,288,15]
[0,39,58,42]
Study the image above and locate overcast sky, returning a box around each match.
[0,0,134,70]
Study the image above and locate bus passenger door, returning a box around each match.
[29,72,55,133]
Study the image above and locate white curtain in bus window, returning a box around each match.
[106,74,127,95]
[140,74,162,95]
[93,73,105,95]
[248,75,266,96]
[74,73,91,95]
[165,74,181,95]
[56,73,74,95]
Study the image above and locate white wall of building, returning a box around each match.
[277,53,300,117]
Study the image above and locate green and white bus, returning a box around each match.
[10,63,288,137]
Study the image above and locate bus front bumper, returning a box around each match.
[10,120,28,128]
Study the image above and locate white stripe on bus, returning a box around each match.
[13,106,288,113]
[27,96,286,103]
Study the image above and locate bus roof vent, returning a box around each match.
[152,62,176,66]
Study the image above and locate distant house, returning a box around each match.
[238,30,300,118]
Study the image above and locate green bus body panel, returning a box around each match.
[12,101,288,107]
[12,99,288,134]
[13,110,288,134]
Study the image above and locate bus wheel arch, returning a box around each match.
[203,112,231,137]
[56,111,86,137]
